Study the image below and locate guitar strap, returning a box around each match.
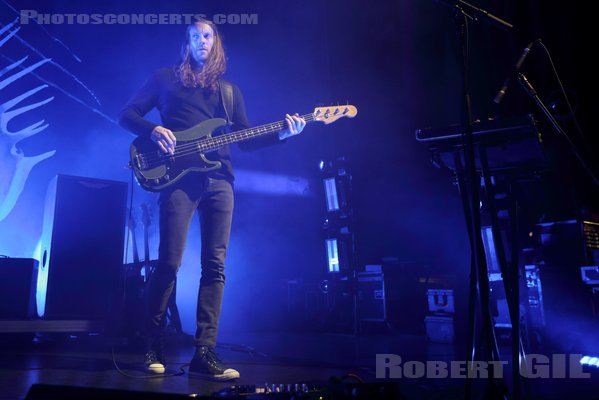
[219,79,234,125]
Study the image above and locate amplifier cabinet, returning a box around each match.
[357,272,386,322]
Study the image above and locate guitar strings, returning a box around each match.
[138,113,320,168]
[138,107,354,166]
[136,107,354,169]
[140,119,308,167]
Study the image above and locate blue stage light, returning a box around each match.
[323,177,340,212]
[326,238,340,273]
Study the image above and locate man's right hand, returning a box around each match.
[151,126,176,155]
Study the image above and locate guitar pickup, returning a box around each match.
[134,154,147,170]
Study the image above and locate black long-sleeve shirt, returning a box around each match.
[119,67,279,181]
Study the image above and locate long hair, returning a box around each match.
[174,18,226,91]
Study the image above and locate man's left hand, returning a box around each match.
[279,113,306,140]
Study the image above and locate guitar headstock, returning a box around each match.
[313,105,357,124]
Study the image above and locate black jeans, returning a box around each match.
[145,175,234,348]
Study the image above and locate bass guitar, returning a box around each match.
[129,105,357,192]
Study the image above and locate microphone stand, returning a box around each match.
[448,0,513,29]
[439,1,513,399]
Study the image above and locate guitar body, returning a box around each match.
[129,106,357,192]
[130,118,228,192]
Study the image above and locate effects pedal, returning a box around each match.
[213,383,323,398]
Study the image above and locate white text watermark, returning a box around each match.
[376,354,592,379]
[20,11,259,25]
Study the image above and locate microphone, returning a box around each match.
[494,40,536,104]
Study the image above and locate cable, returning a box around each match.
[537,40,594,156]
[339,373,365,383]
[533,40,599,187]
[109,169,187,380]
[111,345,186,379]
[217,342,269,358]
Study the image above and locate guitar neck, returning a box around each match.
[203,112,316,150]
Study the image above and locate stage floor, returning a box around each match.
[1,329,598,399]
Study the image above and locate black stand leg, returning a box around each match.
[454,151,478,398]
[434,2,515,398]
[453,150,506,400]
[479,147,523,399]
[453,7,506,390]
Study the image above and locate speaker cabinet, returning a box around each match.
[356,271,386,321]
[0,258,38,319]
[37,175,128,319]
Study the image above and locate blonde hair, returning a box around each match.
[174,18,226,91]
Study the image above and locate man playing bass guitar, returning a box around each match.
[119,17,306,381]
